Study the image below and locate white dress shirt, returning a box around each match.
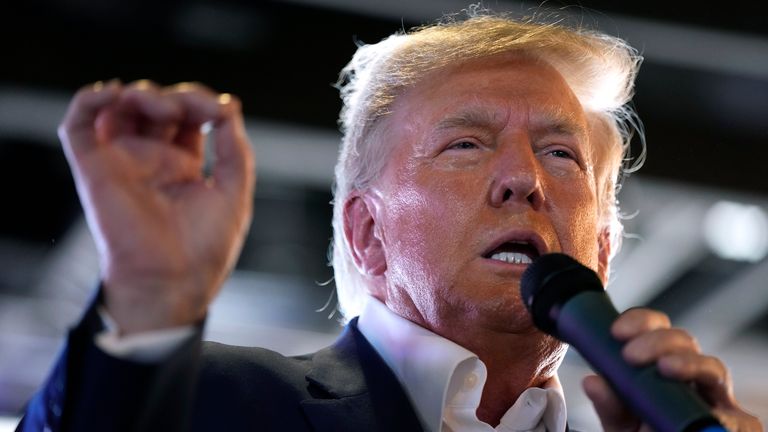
[357,297,567,432]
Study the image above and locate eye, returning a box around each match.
[447,140,479,150]
[548,149,576,160]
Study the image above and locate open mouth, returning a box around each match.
[483,241,541,265]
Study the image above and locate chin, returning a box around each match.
[459,292,537,334]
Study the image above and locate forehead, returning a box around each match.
[387,53,588,138]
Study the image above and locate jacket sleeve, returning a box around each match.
[17,288,205,432]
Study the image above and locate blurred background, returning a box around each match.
[0,0,766,430]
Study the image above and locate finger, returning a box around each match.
[117,80,183,140]
[163,82,224,124]
[622,328,700,366]
[612,307,671,341]
[658,353,733,406]
[583,374,642,431]
[211,94,255,197]
[121,80,182,122]
[59,80,122,159]
[163,83,226,155]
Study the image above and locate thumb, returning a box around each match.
[583,374,644,432]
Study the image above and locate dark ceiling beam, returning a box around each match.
[280,0,768,79]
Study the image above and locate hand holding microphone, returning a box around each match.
[521,253,761,432]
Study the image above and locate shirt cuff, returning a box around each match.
[94,307,197,363]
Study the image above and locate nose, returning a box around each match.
[488,140,545,210]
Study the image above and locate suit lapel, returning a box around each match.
[301,318,424,432]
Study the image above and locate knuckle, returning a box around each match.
[650,309,671,327]
[624,307,669,326]
[219,92,241,109]
[687,334,701,352]
[169,81,213,95]
[669,328,700,350]
[75,81,103,97]
[128,79,159,91]
[707,356,729,379]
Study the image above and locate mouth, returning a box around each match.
[482,233,546,265]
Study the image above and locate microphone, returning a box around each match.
[520,253,726,432]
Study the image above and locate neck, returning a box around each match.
[462,331,566,426]
[379,296,567,426]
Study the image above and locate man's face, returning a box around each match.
[357,54,610,341]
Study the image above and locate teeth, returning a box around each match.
[489,251,533,264]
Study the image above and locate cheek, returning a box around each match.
[380,172,481,291]
[383,185,439,286]
[549,184,601,269]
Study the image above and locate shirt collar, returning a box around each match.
[495,376,567,432]
[358,296,476,432]
[357,296,567,432]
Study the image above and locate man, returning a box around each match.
[18,9,762,432]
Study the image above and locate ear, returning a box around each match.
[343,193,387,278]
[596,228,612,286]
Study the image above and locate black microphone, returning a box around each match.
[520,253,726,432]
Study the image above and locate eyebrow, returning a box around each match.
[531,110,588,139]
[434,109,505,132]
[433,107,587,139]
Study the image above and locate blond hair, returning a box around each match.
[331,7,643,320]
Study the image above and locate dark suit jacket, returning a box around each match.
[18,292,424,432]
[18,293,575,432]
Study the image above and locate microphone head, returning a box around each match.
[521,253,604,338]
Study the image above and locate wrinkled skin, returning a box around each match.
[370,55,607,339]
[344,54,762,430]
